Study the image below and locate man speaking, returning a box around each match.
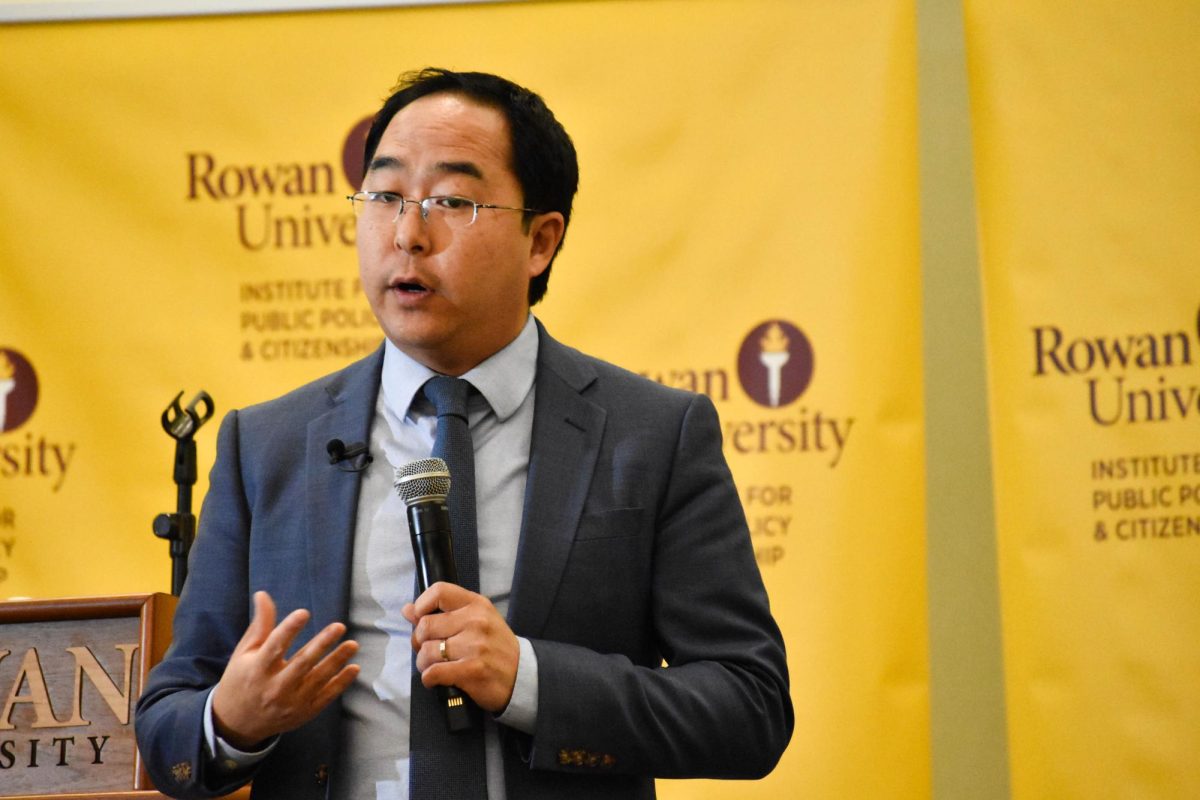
[135,68,792,799]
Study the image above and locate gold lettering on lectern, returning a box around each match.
[0,607,154,791]
[0,644,137,730]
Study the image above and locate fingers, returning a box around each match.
[259,607,312,664]
[416,633,518,713]
[277,620,343,676]
[412,622,501,673]
[414,632,453,673]
[214,595,360,746]
[233,591,277,655]
[405,582,489,643]
[252,590,276,632]
[308,648,362,707]
[407,581,474,619]
[408,584,492,652]
[403,586,519,713]
[234,592,311,663]
[283,625,359,688]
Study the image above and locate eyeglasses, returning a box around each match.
[346,191,540,227]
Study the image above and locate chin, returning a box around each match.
[384,325,452,356]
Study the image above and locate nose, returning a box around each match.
[393,200,429,254]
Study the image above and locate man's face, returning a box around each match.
[357,92,563,375]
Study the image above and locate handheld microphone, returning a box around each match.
[326,439,373,472]
[394,457,478,734]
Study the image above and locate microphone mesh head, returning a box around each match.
[394,457,451,505]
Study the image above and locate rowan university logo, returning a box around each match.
[0,349,38,433]
[736,321,814,408]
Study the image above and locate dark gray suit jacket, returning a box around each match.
[135,323,792,799]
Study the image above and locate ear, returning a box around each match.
[526,211,566,279]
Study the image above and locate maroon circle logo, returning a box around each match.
[737,321,814,408]
[342,115,374,190]
[0,348,39,433]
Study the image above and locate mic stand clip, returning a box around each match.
[153,390,214,596]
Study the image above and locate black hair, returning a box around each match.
[363,68,579,306]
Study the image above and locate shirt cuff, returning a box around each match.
[495,635,538,734]
[203,688,277,773]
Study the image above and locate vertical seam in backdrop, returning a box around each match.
[917,0,1011,797]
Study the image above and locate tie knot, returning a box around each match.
[424,375,471,419]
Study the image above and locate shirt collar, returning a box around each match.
[380,314,539,422]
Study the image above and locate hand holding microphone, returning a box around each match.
[395,458,521,728]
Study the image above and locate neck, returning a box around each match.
[399,316,531,377]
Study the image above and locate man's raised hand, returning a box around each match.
[211,591,359,749]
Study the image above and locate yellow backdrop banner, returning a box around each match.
[0,1,926,796]
[967,2,1200,797]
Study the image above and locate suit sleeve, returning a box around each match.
[134,410,258,799]
[525,393,794,778]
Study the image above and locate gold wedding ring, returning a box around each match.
[439,639,450,661]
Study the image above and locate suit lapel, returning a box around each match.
[304,346,384,630]
[507,326,605,637]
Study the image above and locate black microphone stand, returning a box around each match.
[152,390,214,596]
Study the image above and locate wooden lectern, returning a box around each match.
[0,594,248,800]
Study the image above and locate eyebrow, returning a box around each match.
[366,156,484,181]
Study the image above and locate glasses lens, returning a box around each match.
[422,196,478,226]
[352,192,402,221]
[351,194,483,226]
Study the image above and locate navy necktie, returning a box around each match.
[409,376,487,800]
[425,376,480,592]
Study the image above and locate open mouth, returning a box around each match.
[392,280,429,294]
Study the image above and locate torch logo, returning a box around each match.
[0,349,38,433]
[341,115,373,190]
[736,320,814,408]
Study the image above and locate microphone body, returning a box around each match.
[408,501,459,591]
[396,458,479,734]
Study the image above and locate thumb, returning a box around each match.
[234,590,277,654]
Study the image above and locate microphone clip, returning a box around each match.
[327,438,373,473]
